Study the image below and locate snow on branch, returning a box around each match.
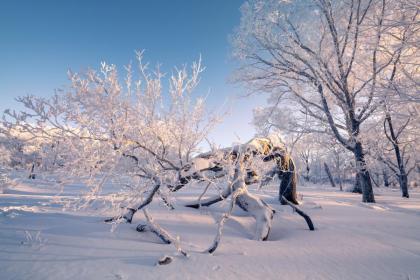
[2,52,221,254]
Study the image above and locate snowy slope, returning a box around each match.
[1,177,419,280]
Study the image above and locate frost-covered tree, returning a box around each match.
[253,105,355,188]
[365,101,419,198]
[379,0,419,104]
[2,51,222,254]
[0,132,42,178]
[1,51,317,256]
[232,0,419,202]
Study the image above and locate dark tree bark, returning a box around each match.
[305,165,310,182]
[278,158,298,205]
[384,113,409,198]
[354,142,375,203]
[324,162,336,188]
[28,163,36,179]
[281,196,314,231]
[317,84,374,202]
[136,224,171,244]
[352,173,363,194]
[185,187,232,209]
[399,174,409,198]
[383,169,390,187]
[105,184,161,223]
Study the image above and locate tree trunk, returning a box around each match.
[399,173,409,198]
[384,114,409,198]
[303,159,310,182]
[279,158,298,205]
[353,142,375,203]
[305,164,310,181]
[28,163,36,179]
[352,172,363,194]
[334,154,343,191]
[383,169,390,187]
[324,163,336,188]
[338,172,343,191]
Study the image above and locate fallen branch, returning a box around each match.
[236,191,274,241]
[157,255,173,265]
[281,195,315,231]
[184,186,232,209]
[104,184,161,223]
[136,224,171,244]
[207,190,238,254]
[104,207,136,224]
[142,209,188,257]
[206,158,274,253]
[157,189,175,210]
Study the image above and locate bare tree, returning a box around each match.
[374,3,419,197]
[2,51,220,255]
[300,149,311,182]
[383,108,410,197]
[324,162,336,188]
[232,0,419,202]
[366,102,419,198]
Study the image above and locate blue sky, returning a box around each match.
[0,0,265,146]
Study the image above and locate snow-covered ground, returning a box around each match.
[1,176,419,280]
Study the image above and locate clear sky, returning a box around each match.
[0,0,265,147]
